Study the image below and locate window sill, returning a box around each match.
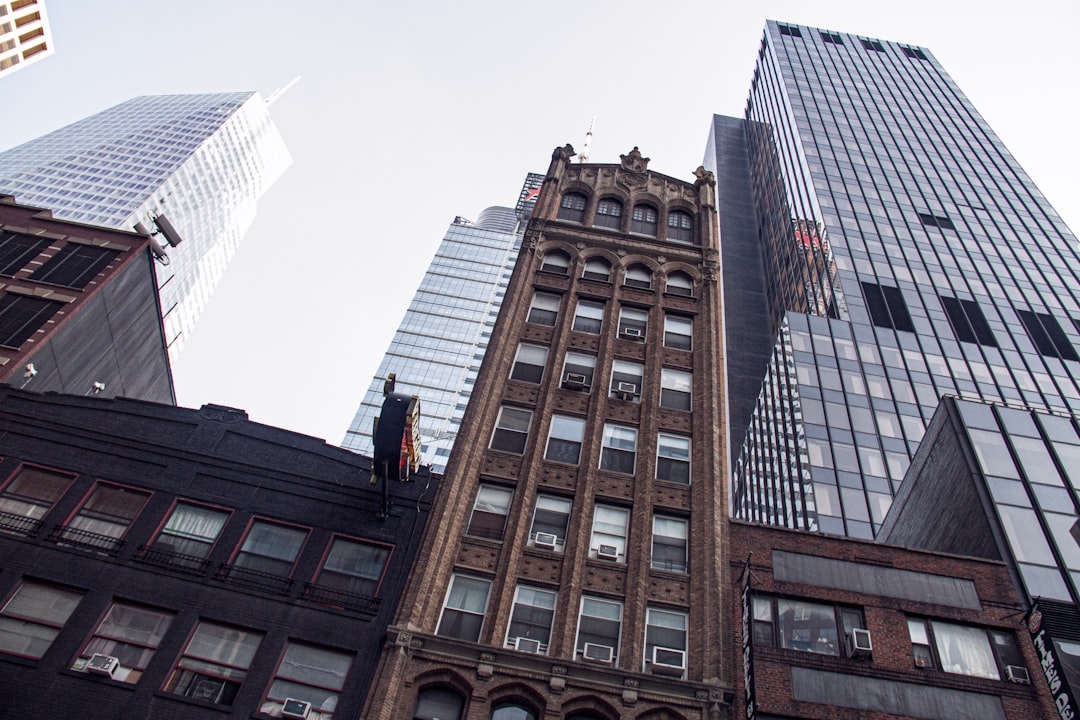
[154,690,236,713]
[61,667,138,690]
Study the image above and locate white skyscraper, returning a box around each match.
[0,92,291,356]
[0,0,53,77]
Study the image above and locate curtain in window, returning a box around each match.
[931,622,999,679]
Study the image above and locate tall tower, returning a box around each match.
[0,0,53,77]
[363,145,731,719]
[708,21,1080,539]
[0,92,292,358]
[341,174,544,474]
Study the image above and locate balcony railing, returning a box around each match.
[215,563,294,595]
[47,526,124,555]
[300,582,380,614]
[0,510,44,537]
[134,544,211,575]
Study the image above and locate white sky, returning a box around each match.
[1,0,1077,443]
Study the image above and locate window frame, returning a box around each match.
[466,484,514,540]
[0,580,84,660]
[630,204,658,236]
[72,601,174,684]
[489,406,533,455]
[572,299,604,334]
[665,272,693,297]
[539,250,570,275]
[660,368,692,411]
[624,264,652,290]
[162,620,264,706]
[582,257,611,283]
[907,617,1023,680]
[29,242,119,289]
[529,494,571,552]
[643,606,688,676]
[751,594,865,658]
[575,596,622,663]
[437,574,492,642]
[527,291,560,326]
[590,504,629,562]
[504,585,557,655]
[609,360,643,402]
[55,481,151,554]
[0,293,64,349]
[545,415,586,465]
[666,210,693,244]
[261,641,354,719]
[617,307,648,340]
[557,192,587,223]
[0,230,51,276]
[0,464,75,536]
[144,499,230,571]
[510,343,548,384]
[225,518,310,584]
[599,423,637,474]
[663,315,692,350]
[561,352,596,392]
[594,197,623,230]
[651,515,688,573]
[656,433,691,484]
[309,535,392,602]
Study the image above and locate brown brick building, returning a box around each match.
[362,145,734,719]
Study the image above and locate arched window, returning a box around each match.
[413,687,465,720]
[666,272,693,297]
[492,702,539,720]
[582,258,611,282]
[631,204,658,236]
[594,198,623,229]
[558,192,588,222]
[624,264,651,289]
[540,250,570,275]
[667,210,693,243]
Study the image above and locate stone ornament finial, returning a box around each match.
[619,147,650,173]
[553,143,575,162]
[694,165,716,185]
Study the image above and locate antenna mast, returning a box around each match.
[579,115,596,163]
[266,76,301,107]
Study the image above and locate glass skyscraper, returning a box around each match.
[341,174,543,473]
[709,21,1080,539]
[0,92,291,357]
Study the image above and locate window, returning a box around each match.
[667,211,693,243]
[590,504,629,561]
[490,406,532,454]
[752,595,864,657]
[561,352,596,391]
[437,574,491,642]
[228,520,307,581]
[510,343,548,383]
[505,585,556,654]
[572,299,604,334]
[467,485,513,540]
[0,294,63,348]
[941,296,997,347]
[557,192,587,222]
[600,424,637,474]
[902,45,928,60]
[624,264,652,289]
[860,37,885,52]
[1017,309,1079,361]
[527,292,560,326]
[529,495,571,551]
[594,198,622,229]
[576,596,622,662]
[664,315,692,350]
[582,258,611,282]
[618,307,648,340]
[0,580,84,659]
[0,231,50,276]
[56,483,150,554]
[545,415,585,465]
[861,282,914,332]
[665,272,693,297]
[0,465,73,536]
[651,516,687,573]
[631,204,658,236]
[907,619,1023,680]
[311,537,391,599]
[609,360,643,401]
[540,250,570,275]
[73,602,174,684]
[163,621,263,705]
[778,23,802,37]
[146,502,229,570]
[644,607,687,675]
[492,704,538,720]
[656,433,690,484]
[261,642,353,719]
[413,687,464,720]
[820,31,843,44]
[917,212,956,231]
[29,243,119,288]
[660,369,692,411]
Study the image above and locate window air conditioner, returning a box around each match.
[514,637,542,654]
[282,698,312,719]
[596,544,619,560]
[1005,665,1031,684]
[563,372,588,389]
[650,646,686,676]
[582,643,614,663]
[533,532,559,550]
[620,327,644,339]
[614,381,638,400]
[85,653,120,679]
[913,656,929,668]
[847,628,872,658]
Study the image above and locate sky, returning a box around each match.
[1,0,1078,444]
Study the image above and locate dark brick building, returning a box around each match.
[0,386,438,719]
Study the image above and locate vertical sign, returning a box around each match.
[1027,604,1076,720]
[742,583,756,720]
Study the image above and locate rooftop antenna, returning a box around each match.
[266,76,301,107]
[579,115,596,163]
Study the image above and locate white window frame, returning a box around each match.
[505,585,557,655]
[572,300,604,334]
[527,291,560,326]
[510,343,548,384]
[437,575,492,642]
[590,504,629,562]
[660,368,692,411]
[545,415,586,465]
[644,607,688,675]
[663,315,692,350]
[656,433,691,484]
[651,515,688,573]
[529,495,571,552]
[489,406,533,455]
[599,424,637,474]
[575,596,623,662]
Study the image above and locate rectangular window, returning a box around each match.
[0,580,84,659]
[576,596,622,663]
[609,360,643,401]
[663,315,692,350]
[262,643,353,720]
[778,23,802,37]
[752,595,865,657]
[644,607,687,676]
[1017,309,1079,361]
[660,369,692,411]
[529,495,571,551]
[599,424,637,474]
[163,622,263,705]
[561,352,596,391]
[505,585,556,654]
[572,300,604,334]
[941,296,997,347]
[437,575,491,642]
[29,243,119,288]
[490,406,532,454]
[0,294,64,348]
[860,38,885,52]
[545,415,585,465]
[467,485,513,540]
[902,45,929,60]
[73,602,174,684]
[861,282,914,332]
[917,212,956,231]
[820,31,843,44]
[907,618,1022,680]
[145,502,229,571]
[656,433,691,484]
[651,515,687,573]
[590,504,629,561]
[510,343,547,383]
[527,292,560,326]
[56,482,150,554]
[224,520,308,590]
[0,465,74,536]
[311,537,390,601]
[618,307,648,340]
[0,231,51,276]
